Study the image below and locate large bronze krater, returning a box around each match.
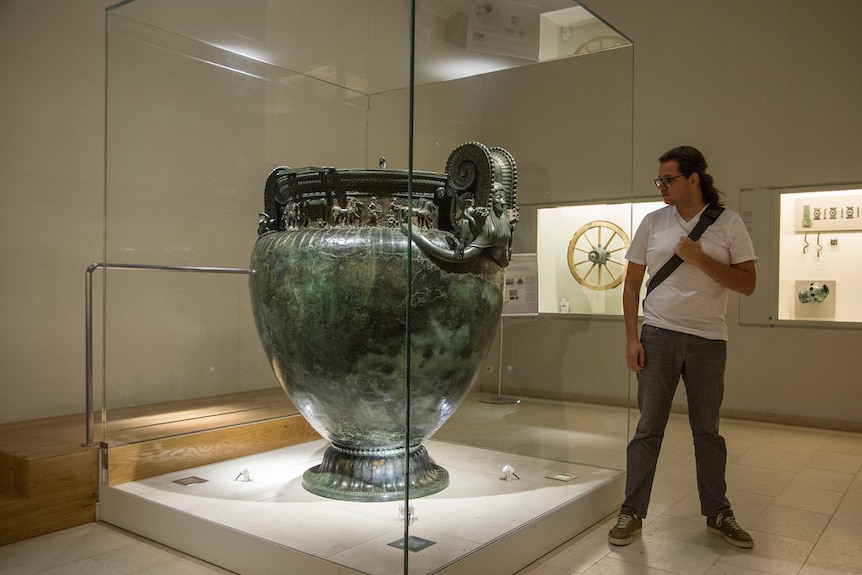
[249,142,518,501]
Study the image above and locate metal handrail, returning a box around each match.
[84,262,252,446]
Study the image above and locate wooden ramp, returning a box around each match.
[0,388,314,545]
[106,409,318,485]
[0,414,98,545]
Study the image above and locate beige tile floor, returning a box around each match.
[2,395,862,575]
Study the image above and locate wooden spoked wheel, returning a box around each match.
[567,220,630,290]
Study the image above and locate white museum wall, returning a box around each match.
[584,0,862,428]
[0,0,111,423]
[2,0,862,429]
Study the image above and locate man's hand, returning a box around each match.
[673,237,757,296]
[623,262,647,372]
[674,236,703,263]
[626,339,645,372]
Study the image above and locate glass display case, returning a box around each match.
[741,184,862,327]
[96,1,634,573]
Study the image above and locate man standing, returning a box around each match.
[609,146,757,548]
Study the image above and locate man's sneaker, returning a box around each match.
[608,512,642,546]
[707,510,754,548]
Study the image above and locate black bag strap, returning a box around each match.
[644,203,725,298]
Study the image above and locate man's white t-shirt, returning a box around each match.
[626,205,757,341]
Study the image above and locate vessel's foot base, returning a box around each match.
[302,443,449,502]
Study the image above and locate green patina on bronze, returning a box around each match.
[249,143,518,501]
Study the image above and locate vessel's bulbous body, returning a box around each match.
[250,228,503,500]
[249,143,518,501]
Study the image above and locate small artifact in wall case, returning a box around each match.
[794,280,836,320]
[798,282,830,304]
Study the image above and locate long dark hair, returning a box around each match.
[659,146,724,206]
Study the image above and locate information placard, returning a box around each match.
[502,253,539,316]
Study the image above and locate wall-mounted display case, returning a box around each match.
[742,185,862,328]
[779,187,862,322]
[537,200,663,315]
[98,1,634,573]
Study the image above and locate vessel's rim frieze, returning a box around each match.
[274,169,446,199]
[261,167,448,233]
[257,142,517,268]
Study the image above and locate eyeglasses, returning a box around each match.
[653,174,685,189]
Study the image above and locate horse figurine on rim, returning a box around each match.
[330,197,363,227]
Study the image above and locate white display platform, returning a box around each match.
[100,439,623,574]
